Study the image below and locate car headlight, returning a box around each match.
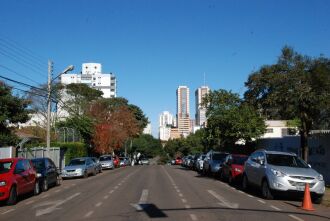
[0,181,6,186]
[270,168,286,177]
[76,168,83,172]
[317,174,324,181]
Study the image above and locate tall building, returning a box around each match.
[159,111,174,141]
[195,86,210,127]
[176,86,191,137]
[143,123,152,135]
[61,63,117,98]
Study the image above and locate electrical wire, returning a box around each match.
[0,74,48,93]
[0,64,44,85]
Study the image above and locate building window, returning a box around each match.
[266,128,274,133]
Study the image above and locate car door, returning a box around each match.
[46,159,57,185]
[222,155,230,178]
[86,158,94,174]
[14,160,27,194]
[254,152,266,187]
[24,160,36,192]
[245,152,259,185]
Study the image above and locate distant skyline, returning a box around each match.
[1,0,330,137]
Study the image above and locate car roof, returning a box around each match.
[256,149,296,156]
[231,154,248,157]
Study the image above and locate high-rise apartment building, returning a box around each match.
[159,111,174,141]
[195,86,210,127]
[176,86,191,137]
[61,63,117,98]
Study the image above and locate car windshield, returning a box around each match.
[99,156,112,161]
[31,160,45,172]
[213,153,228,161]
[69,159,86,166]
[266,154,309,168]
[0,161,12,174]
[232,156,248,165]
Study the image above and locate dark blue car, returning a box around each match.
[31,158,61,191]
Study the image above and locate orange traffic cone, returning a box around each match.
[301,183,315,211]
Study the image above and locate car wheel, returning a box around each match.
[261,180,274,200]
[219,171,225,181]
[42,179,48,192]
[6,186,17,205]
[312,196,323,204]
[56,175,61,186]
[83,170,88,178]
[242,174,249,191]
[228,175,233,185]
[93,169,97,176]
[34,181,40,195]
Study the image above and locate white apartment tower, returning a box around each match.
[195,86,210,127]
[176,86,191,137]
[159,111,174,141]
[61,63,117,98]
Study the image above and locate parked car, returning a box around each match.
[219,154,248,184]
[99,155,114,170]
[242,150,325,203]
[195,154,206,173]
[0,158,40,205]
[31,158,61,192]
[61,157,96,179]
[175,157,182,165]
[203,151,229,176]
[91,157,102,174]
[119,157,130,167]
[113,156,120,168]
[140,158,150,165]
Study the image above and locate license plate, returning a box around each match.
[296,186,305,191]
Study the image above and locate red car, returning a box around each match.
[0,158,40,205]
[113,156,120,168]
[220,154,248,184]
[175,157,182,165]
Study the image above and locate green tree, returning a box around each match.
[131,134,163,157]
[203,89,266,150]
[244,46,330,161]
[0,82,30,146]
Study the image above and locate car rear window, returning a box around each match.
[232,156,248,165]
[99,156,112,161]
[0,161,13,174]
[213,153,228,160]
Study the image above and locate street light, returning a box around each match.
[46,61,74,157]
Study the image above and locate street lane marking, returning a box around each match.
[289,214,304,221]
[114,186,119,189]
[270,205,281,211]
[54,189,61,193]
[109,190,114,194]
[71,183,76,186]
[258,199,266,204]
[190,214,198,221]
[25,200,35,205]
[95,202,102,207]
[208,190,239,209]
[185,205,191,209]
[246,194,254,198]
[176,189,181,193]
[1,209,14,215]
[36,192,81,217]
[238,190,244,194]
[103,195,109,199]
[41,194,50,199]
[84,211,94,218]
[179,193,183,197]
[182,198,187,203]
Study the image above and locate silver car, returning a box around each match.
[243,150,325,203]
[61,157,96,179]
[99,155,114,169]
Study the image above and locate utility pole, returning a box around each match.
[46,60,53,157]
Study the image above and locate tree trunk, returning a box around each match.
[300,130,309,162]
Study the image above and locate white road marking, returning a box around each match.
[36,192,81,217]
[1,209,15,215]
[182,198,187,203]
[190,214,198,221]
[270,205,281,211]
[114,186,119,189]
[103,195,109,199]
[54,189,61,193]
[185,205,191,209]
[257,199,266,204]
[84,211,94,218]
[288,214,304,221]
[238,190,244,194]
[109,190,114,194]
[179,193,183,197]
[208,190,239,209]
[95,202,102,207]
[118,183,122,186]
[41,194,50,199]
[176,189,181,193]
[246,194,254,198]
[25,200,35,205]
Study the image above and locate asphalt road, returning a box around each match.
[0,165,329,221]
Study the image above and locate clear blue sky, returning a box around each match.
[1,0,330,137]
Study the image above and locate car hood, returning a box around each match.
[269,165,320,177]
[63,165,85,170]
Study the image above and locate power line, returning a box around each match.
[0,74,48,93]
[0,64,44,85]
